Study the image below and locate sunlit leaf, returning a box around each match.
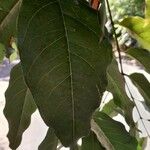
[145,0,150,18]
[92,111,138,150]
[4,64,36,149]
[38,128,58,150]
[18,0,112,147]
[119,16,150,51]
[9,42,18,62]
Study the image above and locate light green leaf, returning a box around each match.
[129,73,150,110]
[102,99,120,117]
[107,59,135,127]
[119,16,150,51]
[18,0,112,147]
[9,41,18,62]
[92,111,138,150]
[0,0,21,48]
[38,128,58,150]
[137,137,148,150]
[145,0,150,18]
[127,48,150,73]
[4,64,36,149]
[81,131,105,150]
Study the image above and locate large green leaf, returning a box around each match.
[129,73,150,109]
[119,16,150,51]
[107,59,135,127]
[127,48,150,73]
[92,111,138,150]
[38,128,58,150]
[4,64,36,149]
[81,131,105,150]
[0,0,21,48]
[18,0,112,147]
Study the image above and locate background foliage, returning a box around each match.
[0,0,150,150]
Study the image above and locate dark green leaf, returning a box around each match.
[38,128,58,150]
[81,131,105,150]
[18,0,112,147]
[0,0,21,48]
[4,64,36,149]
[107,59,135,127]
[127,48,150,73]
[129,73,150,109]
[92,111,138,150]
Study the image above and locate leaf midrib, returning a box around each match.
[58,0,75,142]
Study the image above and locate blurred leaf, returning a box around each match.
[92,111,138,150]
[0,43,5,62]
[137,137,148,150]
[9,42,18,62]
[90,0,100,10]
[109,0,144,20]
[119,16,150,51]
[145,0,150,18]
[0,0,21,48]
[81,131,105,150]
[4,64,36,149]
[99,0,106,41]
[127,48,150,73]
[18,0,112,147]
[102,99,120,117]
[107,59,135,127]
[129,73,150,110]
[141,101,150,112]
[38,128,58,150]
